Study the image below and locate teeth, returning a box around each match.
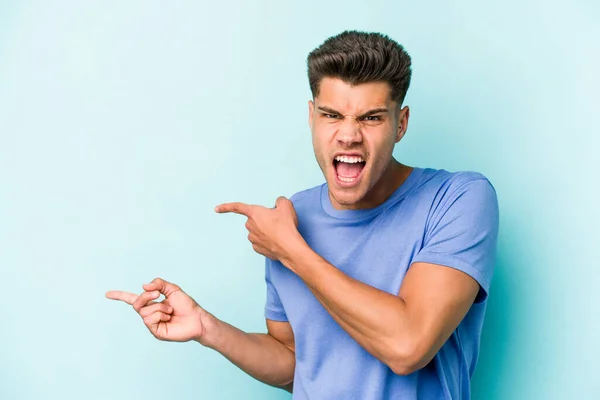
[339,176,357,183]
[335,155,364,163]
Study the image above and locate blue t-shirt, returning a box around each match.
[264,167,500,400]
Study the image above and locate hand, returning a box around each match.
[215,196,303,262]
[106,278,210,343]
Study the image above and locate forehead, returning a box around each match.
[315,77,394,112]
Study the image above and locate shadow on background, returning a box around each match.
[471,243,522,399]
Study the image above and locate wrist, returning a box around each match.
[194,310,221,348]
[279,233,313,274]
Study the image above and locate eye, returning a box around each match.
[363,115,381,121]
[323,113,340,119]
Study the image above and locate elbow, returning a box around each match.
[389,360,421,376]
[385,340,431,376]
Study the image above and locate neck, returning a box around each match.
[343,158,413,210]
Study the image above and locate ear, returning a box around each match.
[396,106,410,143]
[308,100,315,128]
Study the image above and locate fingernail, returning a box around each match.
[153,291,159,296]
[168,307,173,313]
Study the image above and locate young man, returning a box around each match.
[107,31,499,399]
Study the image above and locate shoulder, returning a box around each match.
[421,168,494,190]
[288,183,324,212]
[418,168,497,202]
[413,168,499,223]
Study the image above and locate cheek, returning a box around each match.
[311,127,333,152]
[311,135,329,168]
[368,138,395,168]
[311,136,321,157]
[313,121,338,140]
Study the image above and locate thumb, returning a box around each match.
[143,277,181,297]
[275,196,298,225]
[275,196,290,209]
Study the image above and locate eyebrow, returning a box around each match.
[317,106,389,119]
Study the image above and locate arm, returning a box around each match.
[202,317,295,392]
[215,179,498,376]
[282,251,478,375]
[106,278,295,392]
[279,178,498,375]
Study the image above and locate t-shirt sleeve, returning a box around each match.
[264,257,289,321]
[411,176,500,303]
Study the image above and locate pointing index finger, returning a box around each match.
[105,291,138,305]
[215,202,252,216]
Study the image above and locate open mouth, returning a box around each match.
[333,155,366,185]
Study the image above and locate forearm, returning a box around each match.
[200,317,295,390]
[282,245,416,372]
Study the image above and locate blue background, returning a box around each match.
[1,1,598,399]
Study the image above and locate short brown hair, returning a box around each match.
[307,31,412,104]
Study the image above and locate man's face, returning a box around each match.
[308,77,408,210]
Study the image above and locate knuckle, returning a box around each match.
[140,303,157,317]
[136,295,152,311]
[135,294,148,306]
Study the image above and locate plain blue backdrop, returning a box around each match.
[1,1,598,399]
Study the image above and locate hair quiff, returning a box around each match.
[307,30,412,105]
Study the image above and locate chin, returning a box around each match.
[328,182,368,208]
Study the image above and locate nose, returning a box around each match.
[336,117,363,146]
